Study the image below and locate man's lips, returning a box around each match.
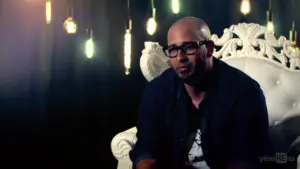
[177,65,189,72]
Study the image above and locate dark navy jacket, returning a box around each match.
[130,58,274,169]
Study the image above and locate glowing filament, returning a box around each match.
[124,29,131,75]
[147,18,157,35]
[64,17,77,34]
[85,38,94,58]
[172,0,180,14]
[240,0,250,15]
[267,21,274,32]
[46,0,51,24]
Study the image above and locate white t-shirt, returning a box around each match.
[187,129,210,169]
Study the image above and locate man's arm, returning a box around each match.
[228,88,273,169]
[129,81,165,169]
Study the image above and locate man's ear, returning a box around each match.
[206,40,215,57]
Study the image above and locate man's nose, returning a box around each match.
[176,50,187,61]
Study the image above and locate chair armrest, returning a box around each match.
[111,127,137,160]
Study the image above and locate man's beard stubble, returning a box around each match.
[176,61,207,89]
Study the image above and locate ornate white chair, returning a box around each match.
[111,23,300,169]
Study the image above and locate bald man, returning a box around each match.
[130,17,274,169]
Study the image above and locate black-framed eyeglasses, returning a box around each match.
[162,40,209,58]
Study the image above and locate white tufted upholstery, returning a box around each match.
[111,23,300,169]
[223,56,300,126]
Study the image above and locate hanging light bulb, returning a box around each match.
[124,28,132,75]
[45,0,51,24]
[124,0,132,75]
[172,0,180,14]
[63,7,77,34]
[266,10,274,32]
[266,0,274,32]
[267,21,274,32]
[240,0,251,15]
[290,21,298,48]
[147,6,157,35]
[64,17,77,34]
[147,18,157,35]
[85,39,94,58]
[85,29,95,59]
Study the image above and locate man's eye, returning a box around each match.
[186,46,196,50]
[185,46,197,54]
[168,48,177,53]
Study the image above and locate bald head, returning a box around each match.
[165,17,215,83]
[167,17,211,45]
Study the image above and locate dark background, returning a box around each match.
[0,0,299,168]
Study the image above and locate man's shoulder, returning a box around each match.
[142,68,177,108]
[146,68,177,90]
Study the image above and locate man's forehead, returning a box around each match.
[167,41,200,48]
[167,27,200,45]
[167,40,199,47]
